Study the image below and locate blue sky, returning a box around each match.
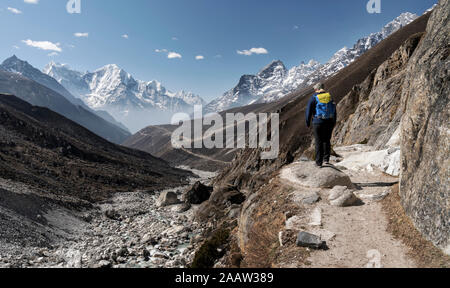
[0,0,437,102]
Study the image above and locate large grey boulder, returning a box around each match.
[185,181,213,205]
[157,191,181,207]
[400,0,449,253]
[280,161,353,189]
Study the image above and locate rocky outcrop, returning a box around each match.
[185,182,213,205]
[333,32,425,149]
[399,0,449,253]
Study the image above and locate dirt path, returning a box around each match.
[279,162,416,268]
[304,170,415,268]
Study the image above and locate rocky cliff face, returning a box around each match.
[399,0,449,253]
[315,1,449,252]
[191,6,449,266]
[333,33,424,149]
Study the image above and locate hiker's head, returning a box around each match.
[314,83,325,92]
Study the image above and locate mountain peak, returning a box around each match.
[258,60,287,79]
[2,55,27,66]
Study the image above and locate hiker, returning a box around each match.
[306,83,337,167]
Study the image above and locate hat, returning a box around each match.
[314,83,325,90]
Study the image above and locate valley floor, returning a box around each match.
[0,168,216,268]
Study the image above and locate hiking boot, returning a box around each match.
[315,163,323,168]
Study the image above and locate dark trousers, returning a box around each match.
[313,121,334,165]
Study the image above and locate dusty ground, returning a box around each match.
[274,159,420,268]
[300,169,416,268]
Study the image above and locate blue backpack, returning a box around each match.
[315,92,336,119]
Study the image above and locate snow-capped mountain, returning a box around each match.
[1,56,85,107]
[205,12,419,113]
[301,12,419,87]
[1,56,130,133]
[44,63,205,132]
[205,60,320,113]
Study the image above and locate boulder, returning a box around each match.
[104,209,121,221]
[185,182,213,205]
[328,186,360,207]
[280,161,353,189]
[296,231,327,249]
[157,191,181,207]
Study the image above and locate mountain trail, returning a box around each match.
[278,160,416,268]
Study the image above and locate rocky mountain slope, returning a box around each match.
[125,12,431,174]
[0,94,192,203]
[44,62,205,132]
[204,12,419,114]
[184,7,449,267]
[399,0,449,253]
[0,56,129,133]
[0,71,131,144]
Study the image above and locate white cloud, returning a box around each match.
[22,39,62,52]
[156,49,182,59]
[293,25,300,30]
[24,0,39,4]
[48,52,59,57]
[13,45,20,50]
[195,55,205,60]
[214,54,222,58]
[122,34,129,39]
[74,32,89,38]
[168,52,182,59]
[237,47,269,56]
[7,7,22,14]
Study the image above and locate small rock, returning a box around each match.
[302,192,321,205]
[296,232,327,249]
[279,230,297,246]
[143,249,151,261]
[116,248,129,257]
[308,208,322,226]
[285,216,305,230]
[141,233,158,245]
[328,186,360,207]
[94,260,111,268]
[64,249,82,268]
[105,210,121,221]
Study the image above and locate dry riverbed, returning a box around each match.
[0,167,217,268]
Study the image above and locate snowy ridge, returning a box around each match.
[205,12,419,113]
